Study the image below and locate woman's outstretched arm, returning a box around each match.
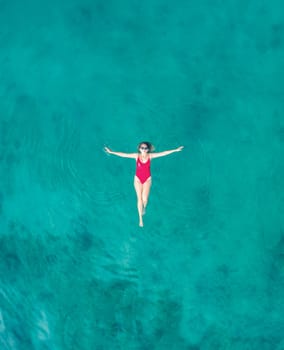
[151,146,184,159]
[104,147,137,159]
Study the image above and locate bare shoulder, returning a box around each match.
[150,153,158,159]
[131,153,139,159]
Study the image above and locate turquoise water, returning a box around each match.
[1,0,284,348]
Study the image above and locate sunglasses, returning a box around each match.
[140,146,148,150]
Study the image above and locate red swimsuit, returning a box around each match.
[135,157,151,184]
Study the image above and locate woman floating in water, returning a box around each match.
[104,142,184,227]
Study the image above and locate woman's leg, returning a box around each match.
[142,177,152,213]
[134,176,144,227]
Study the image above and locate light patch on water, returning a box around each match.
[0,310,5,333]
[36,310,50,341]
[0,310,17,350]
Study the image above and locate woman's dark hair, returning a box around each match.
[137,141,155,153]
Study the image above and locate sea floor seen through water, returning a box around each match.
[0,0,284,349]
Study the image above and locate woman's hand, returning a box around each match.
[104,146,112,154]
[176,146,184,152]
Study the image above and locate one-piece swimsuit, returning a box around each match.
[135,157,151,184]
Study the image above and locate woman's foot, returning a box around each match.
[139,220,144,227]
[142,206,146,216]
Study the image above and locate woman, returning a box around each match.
[104,142,184,227]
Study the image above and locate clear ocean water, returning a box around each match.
[1,0,284,349]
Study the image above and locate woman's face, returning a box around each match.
[139,144,149,153]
